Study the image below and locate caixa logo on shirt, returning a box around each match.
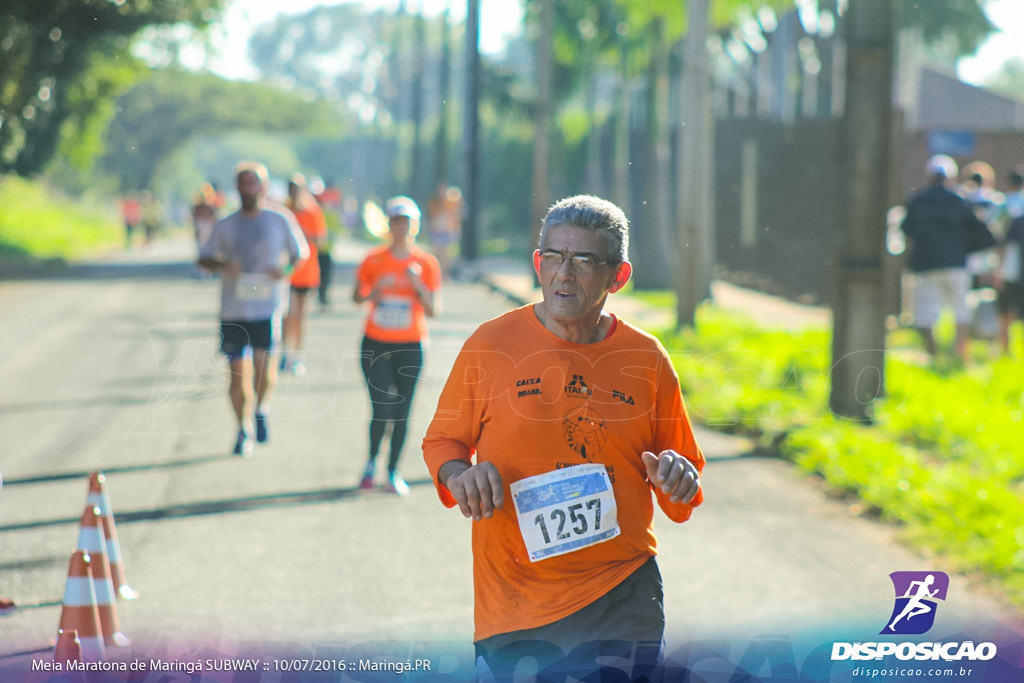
[881,571,949,635]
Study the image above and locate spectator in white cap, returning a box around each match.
[900,155,992,363]
[351,196,442,495]
[925,154,958,181]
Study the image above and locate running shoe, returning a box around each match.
[385,472,410,496]
[233,429,253,457]
[289,360,307,376]
[255,412,269,443]
[0,597,16,616]
[359,463,376,490]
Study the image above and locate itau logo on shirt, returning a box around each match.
[880,571,949,635]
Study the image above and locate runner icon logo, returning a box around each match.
[881,571,949,635]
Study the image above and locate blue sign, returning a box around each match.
[928,130,976,157]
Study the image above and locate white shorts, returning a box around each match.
[911,267,970,327]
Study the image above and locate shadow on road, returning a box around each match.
[0,261,197,282]
[0,453,234,488]
[1,253,358,283]
[0,395,158,416]
[0,478,434,533]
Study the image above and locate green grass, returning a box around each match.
[0,175,123,262]
[655,304,1024,607]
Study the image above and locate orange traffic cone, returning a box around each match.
[76,506,130,647]
[86,472,137,600]
[53,628,83,664]
[55,551,104,662]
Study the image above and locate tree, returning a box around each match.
[610,0,789,298]
[828,0,994,419]
[898,0,993,54]
[829,0,895,421]
[529,0,554,250]
[983,57,1024,101]
[100,68,338,191]
[0,0,224,177]
[675,0,715,327]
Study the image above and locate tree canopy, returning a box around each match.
[0,0,224,176]
[100,68,341,191]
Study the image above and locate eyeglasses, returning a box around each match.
[538,250,620,274]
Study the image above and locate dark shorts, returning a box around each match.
[291,286,315,295]
[220,319,279,360]
[475,556,665,681]
[998,281,1024,318]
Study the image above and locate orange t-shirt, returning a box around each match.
[422,305,705,641]
[290,204,327,289]
[355,245,442,343]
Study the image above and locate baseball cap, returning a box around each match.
[925,155,958,179]
[385,196,421,221]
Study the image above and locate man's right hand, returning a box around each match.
[440,461,504,521]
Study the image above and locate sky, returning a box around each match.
[957,0,1024,86]
[196,0,526,81]
[180,0,1017,87]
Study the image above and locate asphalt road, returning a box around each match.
[1,239,1021,678]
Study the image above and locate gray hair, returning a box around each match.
[539,195,629,262]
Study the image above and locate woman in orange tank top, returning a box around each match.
[280,174,327,375]
[352,196,442,495]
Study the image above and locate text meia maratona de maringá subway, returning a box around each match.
[33,659,251,675]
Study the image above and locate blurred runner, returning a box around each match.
[281,173,327,375]
[198,161,309,456]
[191,183,219,278]
[119,193,141,248]
[352,196,442,495]
[427,184,463,280]
[314,179,344,311]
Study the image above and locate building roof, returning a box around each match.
[916,67,1024,131]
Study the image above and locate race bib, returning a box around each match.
[235,274,274,302]
[373,296,413,329]
[511,464,619,562]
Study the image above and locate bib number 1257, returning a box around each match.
[511,464,619,562]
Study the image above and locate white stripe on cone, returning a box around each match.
[77,506,130,647]
[87,473,137,600]
[56,550,105,663]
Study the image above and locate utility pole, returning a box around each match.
[830,0,894,420]
[461,0,481,262]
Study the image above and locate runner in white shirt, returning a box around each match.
[198,161,308,456]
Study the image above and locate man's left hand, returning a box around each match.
[642,450,700,505]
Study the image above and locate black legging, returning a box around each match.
[317,251,332,305]
[359,336,424,472]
